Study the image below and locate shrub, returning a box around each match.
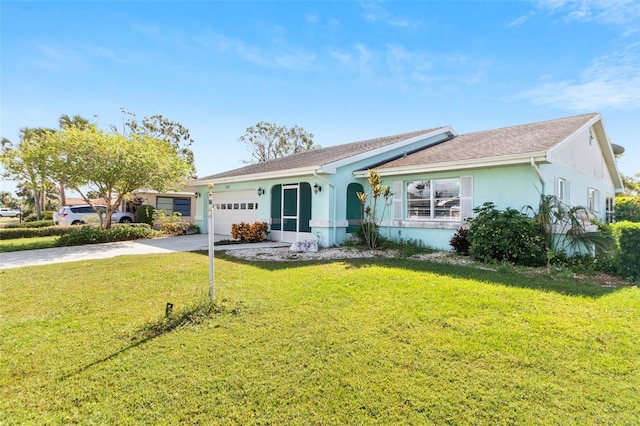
[0,226,75,240]
[136,205,156,226]
[449,226,470,255]
[615,196,640,222]
[467,202,546,266]
[55,224,152,247]
[3,220,54,229]
[153,210,190,234]
[618,224,640,281]
[231,221,268,243]
[22,210,54,222]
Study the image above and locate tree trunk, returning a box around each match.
[33,189,42,220]
[59,181,66,206]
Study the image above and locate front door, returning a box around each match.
[270,183,312,243]
[281,184,299,242]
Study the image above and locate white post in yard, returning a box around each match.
[207,183,215,303]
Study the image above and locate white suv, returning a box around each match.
[56,205,135,225]
[0,207,21,217]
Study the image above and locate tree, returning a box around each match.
[1,128,57,220]
[621,172,640,196]
[238,122,317,164]
[48,126,192,229]
[112,109,196,177]
[57,114,94,206]
[0,191,20,209]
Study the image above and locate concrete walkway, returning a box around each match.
[0,234,290,270]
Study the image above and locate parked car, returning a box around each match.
[56,205,135,225]
[0,207,21,218]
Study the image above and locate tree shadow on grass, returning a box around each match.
[59,300,243,380]
[204,251,631,299]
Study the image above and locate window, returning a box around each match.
[606,194,615,223]
[406,178,460,219]
[556,178,569,205]
[157,197,191,217]
[587,188,599,212]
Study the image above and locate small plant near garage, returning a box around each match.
[231,221,268,243]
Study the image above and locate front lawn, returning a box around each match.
[1,253,638,424]
[0,235,59,252]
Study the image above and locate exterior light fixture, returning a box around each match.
[313,183,322,194]
[257,187,265,196]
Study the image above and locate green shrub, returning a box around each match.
[55,224,152,247]
[0,226,75,240]
[3,220,54,229]
[136,204,156,225]
[615,196,640,222]
[467,202,546,266]
[22,210,54,222]
[619,225,640,281]
[231,221,268,243]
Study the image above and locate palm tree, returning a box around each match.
[525,194,613,268]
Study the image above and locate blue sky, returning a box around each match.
[1,0,639,195]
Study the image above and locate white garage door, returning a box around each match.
[212,190,259,236]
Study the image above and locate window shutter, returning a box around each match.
[460,176,473,219]
[393,181,403,220]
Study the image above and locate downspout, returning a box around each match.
[313,170,337,246]
[530,157,545,195]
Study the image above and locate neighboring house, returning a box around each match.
[62,189,198,224]
[189,113,624,250]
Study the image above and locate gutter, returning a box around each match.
[530,157,545,195]
[313,169,337,245]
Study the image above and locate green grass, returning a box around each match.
[1,253,638,424]
[0,235,59,252]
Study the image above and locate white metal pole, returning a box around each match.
[207,183,215,303]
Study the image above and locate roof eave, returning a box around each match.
[188,165,326,186]
[354,152,549,178]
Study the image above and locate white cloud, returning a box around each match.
[275,52,317,71]
[359,1,420,28]
[536,0,640,26]
[194,30,317,71]
[306,13,319,23]
[521,43,640,110]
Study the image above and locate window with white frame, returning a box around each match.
[587,188,599,212]
[406,178,460,219]
[556,178,568,204]
[605,194,615,223]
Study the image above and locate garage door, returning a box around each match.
[212,190,259,236]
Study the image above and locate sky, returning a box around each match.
[1,0,639,196]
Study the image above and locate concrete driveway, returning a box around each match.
[0,234,289,270]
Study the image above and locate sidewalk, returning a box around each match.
[0,234,290,270]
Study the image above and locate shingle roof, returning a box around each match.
[198,127,446,180]
[377,113,598,169]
